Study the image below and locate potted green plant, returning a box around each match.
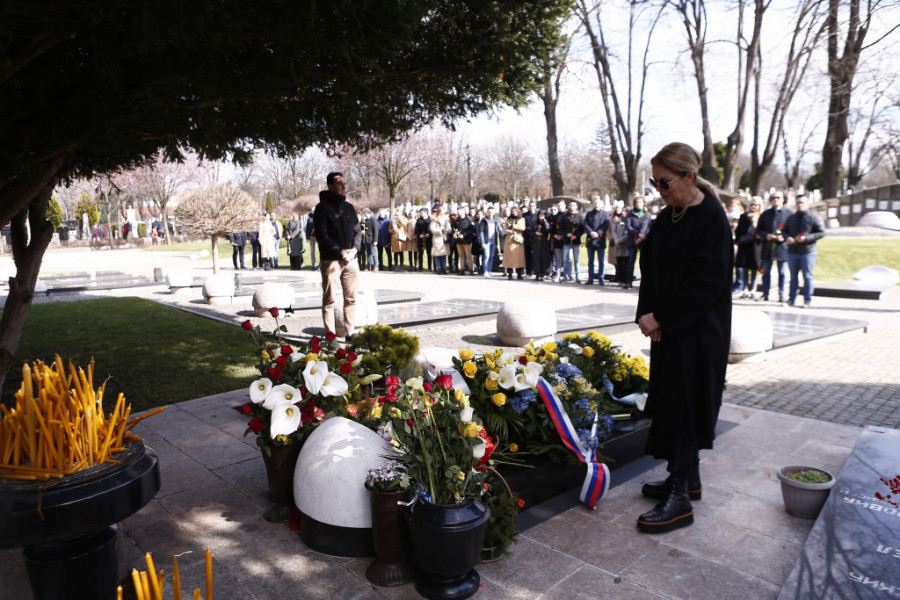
[777,465,836,519]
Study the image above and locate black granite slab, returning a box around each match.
[34,271,158,292]
[779,426,900,600]
[815,280,894,300]
[555,303,636,332]
[766,311,868,349]
[284,289,423,310]
[378,298,504,327]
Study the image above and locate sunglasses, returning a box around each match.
[649,174,683,190]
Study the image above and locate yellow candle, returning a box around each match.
[205,548,213,600]
[22,363,36,464]
[193,589,201,600]
[172,554,182,600]
[145,553,162,600]
[117,585,123,600]
[132,570,146,600]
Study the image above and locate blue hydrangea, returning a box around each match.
[596,414,615,439]
[576,428,599,452]
[556,363,583,379]
[511,389,538,415]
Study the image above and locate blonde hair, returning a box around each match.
[747,196,763,226]
[650,142,721,202]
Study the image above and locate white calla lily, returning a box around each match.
[269,401,302,437]
[497,364,518,390]
[320,372,349,397]
[460,406,475,422]
[497,352,515,367]
[513,370,533,392]
[405,377,425,392]
[291,352,304,363]
[249,378,273,404]
[264,384,302,410]
[522,361,543,387]
[302,360,329,395]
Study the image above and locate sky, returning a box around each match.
[455,1,900,176]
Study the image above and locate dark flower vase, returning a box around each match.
[405,497,490,600]
[261,443,302,523]
[365,489,416,587]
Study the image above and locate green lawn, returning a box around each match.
[811,237,900,281]
[2,297,258,412]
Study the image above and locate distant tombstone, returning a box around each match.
[34,278,48,294]
[294,417,389,556]
[729,309,773,362]
[252,282,294,317]
[82,213,90,239]
[856,211,900,231]
[166,268,193,294]
[201,273,235,305]
[333,289,378,337]
[496,300,557,347]
[853,265,899,286]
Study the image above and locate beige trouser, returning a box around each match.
[458,243,474,272]
[321,257,359,335]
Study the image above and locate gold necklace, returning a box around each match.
[671,205,688,223]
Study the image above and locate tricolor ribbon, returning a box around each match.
[535,377,610,509]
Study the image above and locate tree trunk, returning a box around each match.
[0,189,55,397]
[211,234,220,273]
[542,74,565,196]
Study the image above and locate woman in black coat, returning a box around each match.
[734,197,763,297]
[635,142,733,534]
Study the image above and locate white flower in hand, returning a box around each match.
[264,384,301,411]
[249,378,273,404]
[270,401,302,437]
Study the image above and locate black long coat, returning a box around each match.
[636,194,733,460]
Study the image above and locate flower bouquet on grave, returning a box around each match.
[239,309,383,457]
[602,351,649,412]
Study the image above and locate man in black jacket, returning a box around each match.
[783,194,825,308]
[414,207,432,271]
[582,197,610,284]
[755,191,793,303]
[314,172,363,339]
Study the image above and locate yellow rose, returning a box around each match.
[459,349,475,361]
[457,471,465,480]
[262,350,270,360]
[542,342,557,353]
[463,422,481,438]
[492,393,506,407]
[485,378,499,391]
[583,346,595,358]
[509,443,519,452]
[463,361,478,378]
[454,389,469,406]
[563,333,581,342]
[525,354,536,362]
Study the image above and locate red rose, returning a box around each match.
[267,366,283,382]
[325,331,336,341]
[407,419,414,428]
[300,400,319,423]
[276,355,288,367]
[280,345,293,356]
[335,348,347,360]
[423,382,433,392]
[310,336,320,346]
[241,320,253,331]
[340,362,353,374]
[239,403,253,415]
[269,307,279,317]
[248,417,265,433]
[386,375,400,387]
[435,374,453,390]
[300,385,307,396]
[519,356,528,365]
[311,343,321,354]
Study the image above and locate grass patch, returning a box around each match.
[812,237,900,281]
[2,298,258,412]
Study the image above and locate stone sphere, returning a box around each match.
[334,289,378,337]
[497,300,557,347]
[729,309,773,362]
[252,282,294,317]
[201,273,235,305]
[166,267,193,288]
[294,417,391,528]
[856,211,900,231]
[853,265,899,286]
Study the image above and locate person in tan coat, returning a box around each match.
[502,205,527,280]
[389,209,410,271]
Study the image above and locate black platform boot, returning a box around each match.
[641,475,702,501]
[637,478,694,533]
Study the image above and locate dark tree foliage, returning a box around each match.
[0,0,571,392]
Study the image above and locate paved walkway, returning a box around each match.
[1,238,898,599]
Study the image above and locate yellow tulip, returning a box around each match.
[463,361,478,378]
[492,393,506,407]
[459,349,474,361]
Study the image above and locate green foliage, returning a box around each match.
[75,193,100,227]
[815,237,900,282]
[348,324,420,375]
[46,194,64,229]
[265,192,275,213]
[137,223,147,237]
[481,472,522,558]
[786,469,831,484]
